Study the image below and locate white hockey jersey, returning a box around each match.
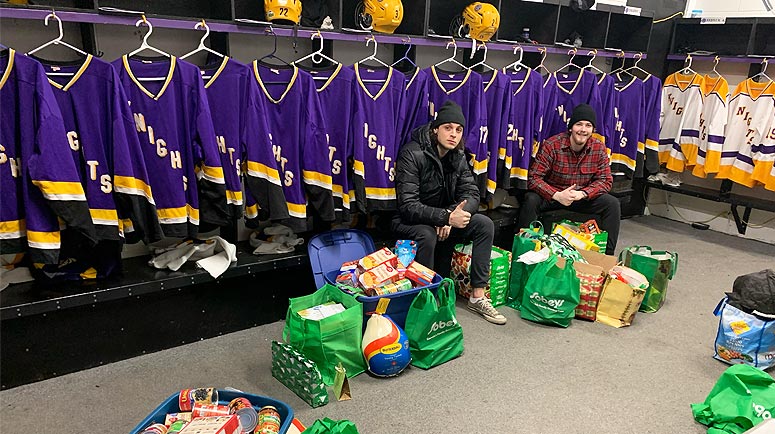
[693,75,729,178]
[659,72,705,172]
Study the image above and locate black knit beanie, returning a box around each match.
[432,100,466,129]
[568,103,596,129]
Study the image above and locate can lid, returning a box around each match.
[260,405,278,411]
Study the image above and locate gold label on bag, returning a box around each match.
[376,298,390,314]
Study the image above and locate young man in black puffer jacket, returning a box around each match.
[392,100,506,325]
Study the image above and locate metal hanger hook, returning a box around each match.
[43,12,65,42]
[194,20,211,48]
[135,15,154,47]
[684,53,692,71]
[762,58,769,74]
[366,35,378,59]
[567,48,577,64]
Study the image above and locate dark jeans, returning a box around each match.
[391,213,494,288]
[517,191,621,255]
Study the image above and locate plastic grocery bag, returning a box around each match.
[713,297,775,370]
[692,364,775,434]
[404,278,464,369]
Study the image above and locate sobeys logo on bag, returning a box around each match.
[529,292,564,310]
[426,318,459,341]
[753,402,772,420]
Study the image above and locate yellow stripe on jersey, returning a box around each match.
[498,148,506,159]
[365,187,396,199]
[27,230,61,249]
[245,204,259,219]
[504,155,513,168]
[114,176,154,203]
[201,165,225,184]
[287,202,306,218]
[302,170,333,189]
[157,206,188,224]
[471,158,487,175]
[592,132,606,145]
[352,160,365,176]
[611,153,636,171]
[32,181,86,200]
[752,159,775,186]
[486,179,496,194]
[332,184,351,205]
[187,204,200,225]
[0,220,25,238]
[645,139,659,152]
[510,167,528,180]
[728,166,757,188]
[226,190,243,205]
[246,161,281,184]
[89,209,119,226]
[0,49,14,90]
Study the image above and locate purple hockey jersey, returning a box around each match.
[201,57,287,222]
[38,54,161,244]
[425,66,488,193]
[0,49,96,265]
[113,55,228,239]
[502,67,543,190]
[596,73,616,152]
[544,70,604,144]
[481,69,512,196]
[611,74,646,177]
[252,62,334,232]
[303,64,356,221]
[350,63,406,212]
[400,67,430,146]
[538,73,557,146]
[637,74,663,177]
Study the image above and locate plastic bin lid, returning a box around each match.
[308,229,376,289]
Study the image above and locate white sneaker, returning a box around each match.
[467,298,507,325]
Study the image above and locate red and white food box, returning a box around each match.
[404,261,436,286]
[358,262,400,291]
[358,247,398,271]
[178,415,242,434]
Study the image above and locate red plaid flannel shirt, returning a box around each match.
[528,131,613,201]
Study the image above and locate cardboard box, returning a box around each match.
[358,247,397,271]
[179,415,242,434]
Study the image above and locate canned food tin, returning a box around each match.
[179,388,218,411]
[257,405,281,434]
[192,403,231,419]
[139,423,168,434]
[228,397,258,433]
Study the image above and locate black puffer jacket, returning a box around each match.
[395,124,480,226]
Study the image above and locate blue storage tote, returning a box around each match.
[308,229,442,330]
[131,389,294,434]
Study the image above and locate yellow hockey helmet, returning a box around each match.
[359,0,404,34]
[264,0,302,24]
[461,2,500,42]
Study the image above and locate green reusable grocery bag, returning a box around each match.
[507,229,543,310]
[405,278,464,369]
[271,341,329,408]
[691,364,775,434]
[519,255,580,328]
[283,284,366,385]
[619,245,678,313]
[304,418,360,434]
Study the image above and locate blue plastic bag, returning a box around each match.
[714,297,775,370]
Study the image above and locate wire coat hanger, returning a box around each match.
[27,11,89,58]
[180,20,224,60]
[258,26,290,67]
[391,37,417,69]
[433,39,468,73]
[535,47,551,77]
[610,50,627,75]
[293,30,338,67]
[583,49,605,75]
[470,42,495,72]
[128,16,171,59]
[357,35,390,68]
[503,44,529,75]
[750,58,773,83]
[555,48,581,75]
[623,52,651,78]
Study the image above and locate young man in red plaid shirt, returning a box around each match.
[517,104,620,255]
